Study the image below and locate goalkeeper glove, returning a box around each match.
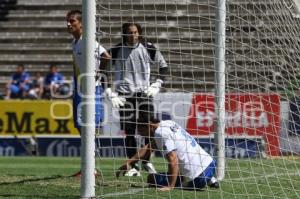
[144,79,163,97]
[105,88,126,108]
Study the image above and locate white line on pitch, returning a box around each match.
[101,188,149,198]
[227,171,300,181]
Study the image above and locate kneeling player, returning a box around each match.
[116,108,219,191]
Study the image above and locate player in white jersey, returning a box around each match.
[66,10,111,130]
[66,10,111,177]
[116,106,219,191]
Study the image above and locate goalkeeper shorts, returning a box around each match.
[152,159,216,189]
[73,85,104,130]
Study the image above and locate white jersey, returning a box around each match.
[154,120,213,181]
[72,37,106,86]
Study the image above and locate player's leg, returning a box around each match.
[72,86,103,177]
[137,94,157,174]
[71,91,81,177]
[9,84,20,99]
[119,95,139,172]
[147,173,182,188]
[72,90,81,131]
[187,159,219,189]
[95,85,104,128]
[207,160,219,188]
[21,83,30,99]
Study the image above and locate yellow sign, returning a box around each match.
[0,100,79,135]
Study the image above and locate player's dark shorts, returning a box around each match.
[73,85,104,130]
[153,159,216,189]
[118,92,154,134]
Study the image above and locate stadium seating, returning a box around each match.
[0,0,298,94]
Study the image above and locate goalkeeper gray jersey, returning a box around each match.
[111,42,168,94]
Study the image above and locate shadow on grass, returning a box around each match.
[0,175,71,186]
[98,181,148,188]
[0,175,79,199]
[148,184,206,192]
[0,193,77,199]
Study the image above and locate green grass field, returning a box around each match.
[0,157,299,199]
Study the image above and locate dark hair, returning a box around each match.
[122,22,143,43]
[17,64,25,70]
[137,103,160,127]
[66,10,82,22]
[49,64,57,69]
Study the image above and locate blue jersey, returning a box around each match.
[44,72,64,86]
[11,72,30,86]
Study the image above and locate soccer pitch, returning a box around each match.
[0,157,299,199]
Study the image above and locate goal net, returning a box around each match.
[92,0,300,198]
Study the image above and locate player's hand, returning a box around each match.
[158,186,174,191]
[116,162,131,178]
[144,79,163,97]
[105,88,126,108]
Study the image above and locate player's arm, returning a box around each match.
[145,46,168,97]
[21,74,30,89]
[116,140,156,177]
[152,46,168,82]
[99,50,111,70]
[159,150,179,191]
[96,50,111,83]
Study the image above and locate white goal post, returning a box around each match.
[214,0,226,181]
[81,0,96,198]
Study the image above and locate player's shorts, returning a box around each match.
[153,159,217,189]
[73,85,104,130]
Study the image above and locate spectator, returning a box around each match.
[5,64,31,99]
[28,72,44,99]
[43,64,69,99]
[106,22,169,176]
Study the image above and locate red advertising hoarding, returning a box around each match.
[187,94,281,156]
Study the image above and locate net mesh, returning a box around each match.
[94,0,300,198]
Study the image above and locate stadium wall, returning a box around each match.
[0,92,295,157]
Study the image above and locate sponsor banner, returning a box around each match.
[186,94,281,156]
[0,137,260,158]
[0,100,78,135]
[0,94,194,137]
[0,93,280,156]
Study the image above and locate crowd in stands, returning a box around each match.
[4,64,71,100]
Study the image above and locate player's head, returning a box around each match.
[122,22,143,46]
[66,10,82,38]
[137,104,160,137]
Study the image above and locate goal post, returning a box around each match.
[214,0,226,181]
[81,0,96,198]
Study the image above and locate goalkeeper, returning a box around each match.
[106,22,168,176]
[116,108,219,191]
